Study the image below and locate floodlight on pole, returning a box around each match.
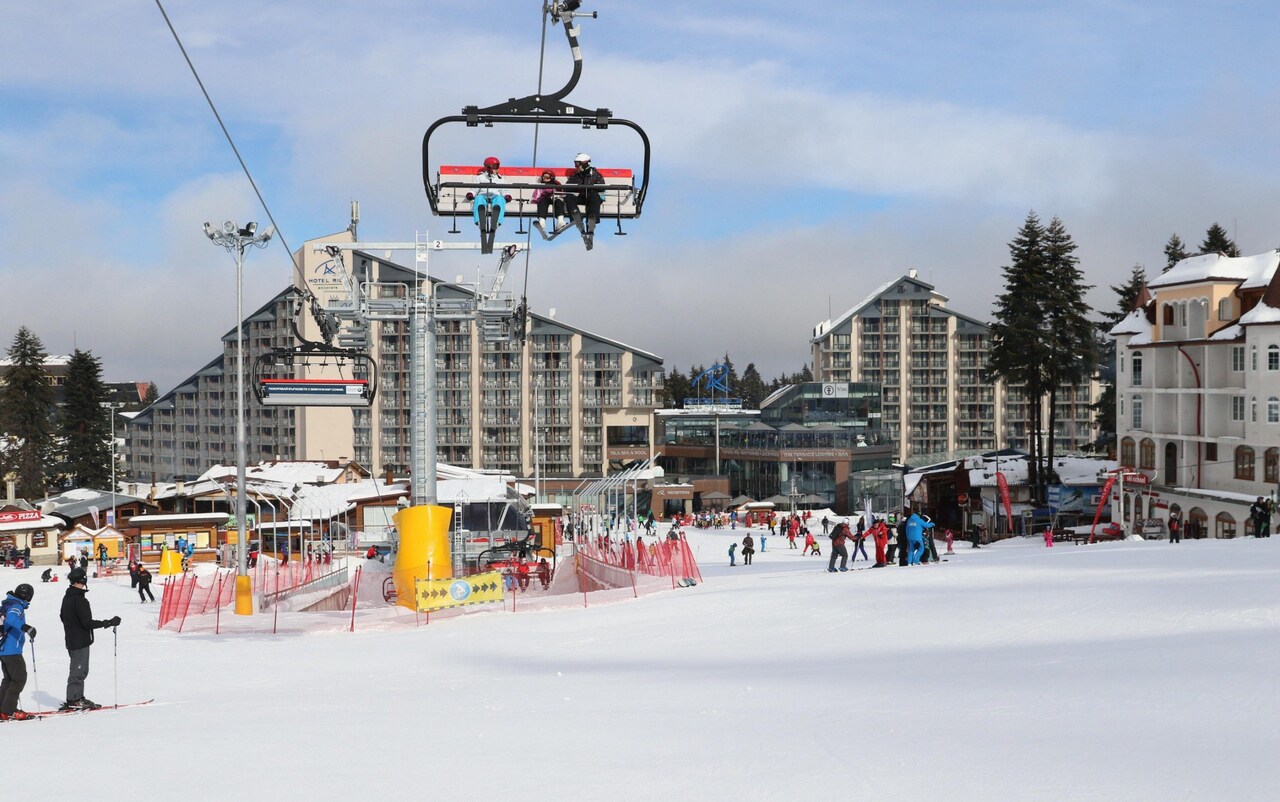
[204,219,273,616]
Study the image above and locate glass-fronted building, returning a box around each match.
[656,382,894,514]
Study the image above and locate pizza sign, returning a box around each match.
[0,510,42,524]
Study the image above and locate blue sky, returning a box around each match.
[4,1,1280,391]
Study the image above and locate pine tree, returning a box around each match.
[142,383,159,407]
[1100,264,1147,327]
[1200,223,1240,257]
[1162,234,1188,273]
[1040,216,1099,484]
[662,367,691,410]
[59,349,112,489]
[0,327,56,498]
[720,353,740,400]
[798,363,813,383]
[739,363,767,409]
[987,212,1052,494]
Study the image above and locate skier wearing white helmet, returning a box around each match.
[566,152,606,248]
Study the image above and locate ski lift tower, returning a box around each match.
[312,236,523,573]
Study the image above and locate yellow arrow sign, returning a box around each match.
[414,570,506,613]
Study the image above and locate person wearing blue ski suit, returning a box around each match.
[1,584,37,720]
[905,513,935,566]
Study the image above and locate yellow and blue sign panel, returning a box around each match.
[415,571,505,613]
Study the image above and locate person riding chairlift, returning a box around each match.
[565,153,606,248]
[467,156,509,227]
[531,169,567,237]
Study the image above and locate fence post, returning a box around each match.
[349,565,361,633]
[578,552,588,608]
[272,566,280,635]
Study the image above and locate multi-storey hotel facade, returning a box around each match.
[1110,250,1280,536]
[125,231,664,482]
[810,272,1100,464]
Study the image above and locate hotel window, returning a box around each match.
[1269,397,1280,424]
[1218,298,1232,320]
[1235,446,1255,481]
[1266,448,1279,484]
[1131,352,1142,386]
[1132,397,1143,429]
[1139,438,1155,470]
[1120,437,1135,468]
[1231,396,1245,422]
[1231,346,1245,372]
[1270,345,1280,371]
[1251,346,1258,370]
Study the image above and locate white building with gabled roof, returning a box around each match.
[1109,249,1280,537]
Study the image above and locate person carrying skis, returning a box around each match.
[0,584,37,721]
[59,568,120,711]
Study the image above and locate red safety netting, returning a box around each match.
[157,569,236,631]
[577,535,702,586]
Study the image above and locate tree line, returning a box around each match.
[0,326,153,499]
[661,354,813,410]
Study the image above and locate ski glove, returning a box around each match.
[108,616,121,627]
[22,624,35,640]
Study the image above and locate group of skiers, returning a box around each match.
[0,567,122,721]
[727,508,952,573]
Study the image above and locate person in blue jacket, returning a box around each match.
[0,584,37,721]
[905,513,935,566]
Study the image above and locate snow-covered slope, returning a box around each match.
[3,529,1275,801]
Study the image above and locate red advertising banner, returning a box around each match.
[0,510,41,525]
[1088,473,1121,543]
[995,471,1013,523]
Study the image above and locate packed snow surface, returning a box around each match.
[4,530,1277,801]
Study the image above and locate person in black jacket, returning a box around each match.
[59,568,119,711]
[136,566,154,603]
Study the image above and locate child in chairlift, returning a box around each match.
[468,156,509,228]
[531,169,567,235]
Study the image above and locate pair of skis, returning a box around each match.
[1,699,154,723]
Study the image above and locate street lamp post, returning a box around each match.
[204,220,274,615]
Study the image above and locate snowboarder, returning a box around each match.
[0,584,37,721]
[59,568,120,711]
[741,534,755,566]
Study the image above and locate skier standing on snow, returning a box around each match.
[1043,526,1054,548]
[728,541,737,567]
[904,513,934,566]
[59,568,120,711]
[740,533,755,565]
[137,565,155,603]
[871,520,890,567]
[0,584,37,721]
[850,518,869,562]
[827,521,853,572]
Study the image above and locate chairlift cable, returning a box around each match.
[521,2,553,306]
[153,0,310,299]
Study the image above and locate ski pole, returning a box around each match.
[30,636,41,717]
[113,626,119,711]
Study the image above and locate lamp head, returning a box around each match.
[203,222,215,239]
[222,221,236,235]
[260,224,275,243]
[240,222,257,237]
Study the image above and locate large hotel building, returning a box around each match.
[810,271,1101,463]
[124,230,664,482]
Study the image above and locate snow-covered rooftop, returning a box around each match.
[1108,308,1153,339]
[1150,250,1277,289]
